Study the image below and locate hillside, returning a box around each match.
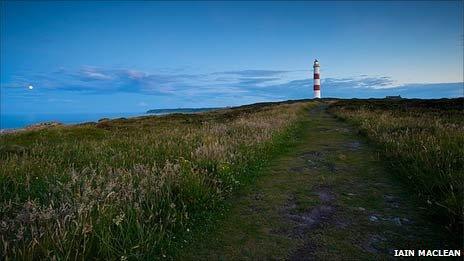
[1,99,462,259]
[146,107,223,114]
[0,101,311,259]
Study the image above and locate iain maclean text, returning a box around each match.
[394,249,461,257]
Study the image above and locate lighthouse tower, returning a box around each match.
[313,59,321,99]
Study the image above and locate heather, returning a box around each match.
[0,101,311,259]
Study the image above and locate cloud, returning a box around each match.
[80,67,113,81]
[3,68,204,95]
[1,67,291,96]
[319,78,463,98]
[236,77,281,86]
[1,67,462,100]
[216,70,289,77]
[125,70,146,80]
[322,76,395,90]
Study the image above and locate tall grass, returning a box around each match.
[329,99,464,230]
[0,102,311,259]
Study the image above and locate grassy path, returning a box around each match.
[178,104,456,260]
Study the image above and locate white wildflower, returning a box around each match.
[113,213,125,226]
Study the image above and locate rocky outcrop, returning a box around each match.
[25,121,63,130]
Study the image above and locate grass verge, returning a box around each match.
[0,101,314,259]
[328,98,464,232]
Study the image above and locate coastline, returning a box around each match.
[0,112,147,134]
[0,108,223,135]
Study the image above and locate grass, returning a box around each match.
[177,102,457,260]
[0,101,313,259]
[328,98,464,231]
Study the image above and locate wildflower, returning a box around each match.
[113,213,125,226]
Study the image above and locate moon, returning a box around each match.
[28,85,34,90]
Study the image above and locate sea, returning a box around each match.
[0,112,149,130]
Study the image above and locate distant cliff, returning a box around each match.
[146,107,222,114]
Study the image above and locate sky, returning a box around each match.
[1,1,463,114]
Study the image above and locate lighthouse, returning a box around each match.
[313,59,321,99]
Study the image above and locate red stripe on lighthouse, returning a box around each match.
[313,74,320,79]
[314,85,320,90]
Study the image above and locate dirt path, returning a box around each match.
[178,104,455,260]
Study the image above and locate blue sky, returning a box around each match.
[1,1,463,113]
